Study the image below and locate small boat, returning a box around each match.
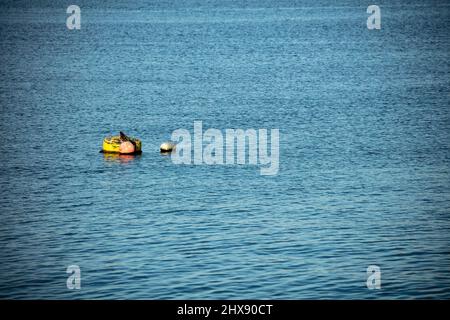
[101,132,142,154]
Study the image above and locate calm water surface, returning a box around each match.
[0,0,449,299]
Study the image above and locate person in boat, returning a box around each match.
[119,131,136,154]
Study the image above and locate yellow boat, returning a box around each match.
[102,135,142,154]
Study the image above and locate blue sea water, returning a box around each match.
[0,0,449,299]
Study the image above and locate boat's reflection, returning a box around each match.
[102,152,142,164]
